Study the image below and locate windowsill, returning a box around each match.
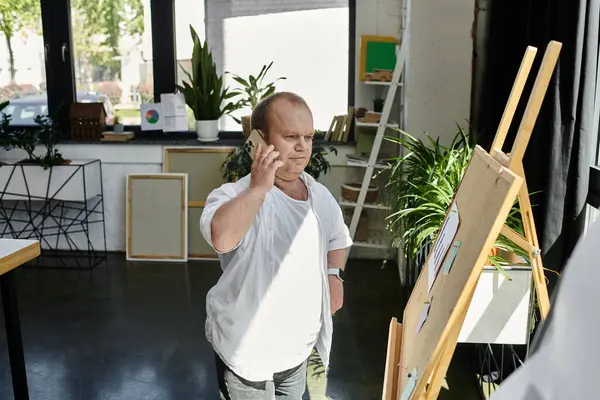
[59,130,356,146]
[63,133,244,146]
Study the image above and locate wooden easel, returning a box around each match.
[381,40,562,400]
[489,43,559,320]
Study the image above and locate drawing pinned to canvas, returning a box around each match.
[428,201,460,293]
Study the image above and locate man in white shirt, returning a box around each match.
[200,92,353,399]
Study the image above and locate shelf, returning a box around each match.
[339,197,391,211]
[346,158,391,169]
[355,121,399,128]
[352,230,392,249]
[364,81,403,87]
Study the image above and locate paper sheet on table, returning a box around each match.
[428,201,460,293]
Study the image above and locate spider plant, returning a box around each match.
[384,127,530,280]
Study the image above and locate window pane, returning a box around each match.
[175,0,206,130]
[214,2,349,131]
[71,0,153,125]
[0,1,47,126]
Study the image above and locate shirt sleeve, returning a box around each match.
[199,184,244,254]
[328,196,353,252]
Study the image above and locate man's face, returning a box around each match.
[265,99,314,180]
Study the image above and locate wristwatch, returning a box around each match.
[327,268,345,282]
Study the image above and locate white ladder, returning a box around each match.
[345,40,408,252]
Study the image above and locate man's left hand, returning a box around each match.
[328,275,344,314]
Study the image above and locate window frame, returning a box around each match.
[4,0,356,141]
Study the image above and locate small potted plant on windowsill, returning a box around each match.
[177,25,241,142]
[113,115,124,133]
[230,62,286,138]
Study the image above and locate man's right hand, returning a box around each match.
[250,144,284,195]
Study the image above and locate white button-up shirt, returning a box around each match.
[200,172,353,381]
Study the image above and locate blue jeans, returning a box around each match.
[215,353,307,400]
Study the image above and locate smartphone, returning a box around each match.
[244,129,267,160]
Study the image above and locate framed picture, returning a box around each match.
[359,35,401,81]
[163,147,235,259]
[126,173,188,262]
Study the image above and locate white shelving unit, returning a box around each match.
[340,36,408,254]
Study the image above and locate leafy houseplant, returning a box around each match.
[176,25,240,142]
[384,128,529,280]
[34,114,67,168]
[0,103,67,169]
[229,62,286,137]
[221,131,337,182]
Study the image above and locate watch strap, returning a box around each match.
[328,268,344,282]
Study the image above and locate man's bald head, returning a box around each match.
[250,92,313,135]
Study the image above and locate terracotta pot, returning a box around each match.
[341,182,379,203]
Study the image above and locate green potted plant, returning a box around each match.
[34,114,68,168]
[0,103,68,169]
[384,128,528,277]
[113,115,124,133]
[384,128,545,345]
[176,25,240,141]
[229,62,286,137]
[221,130,337,182]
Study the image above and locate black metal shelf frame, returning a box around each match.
[0,160,107,269]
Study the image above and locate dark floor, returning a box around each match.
[0,255,481,400]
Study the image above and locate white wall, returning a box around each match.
[354,0,476,275]
[354,0,404,110]
[404,0,475,144]
[0,144,378,257]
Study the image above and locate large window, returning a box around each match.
[71,0,153,125]
[0,1,47,126]
[211,2,350,131]
[1,0,353,135]
[175,0,206,129]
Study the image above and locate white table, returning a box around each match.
[0,239,40,400]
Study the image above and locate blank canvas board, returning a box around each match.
[398,146,522,397]
[188,207,216,258]
[126,174,188,261]
[163,148,233,205]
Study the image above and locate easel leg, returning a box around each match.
[514,162,550,319]
[424,283,476,399]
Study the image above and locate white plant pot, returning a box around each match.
[195,120,219,142]
[458,266,532,345]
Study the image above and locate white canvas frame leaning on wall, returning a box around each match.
[126,173,188,262]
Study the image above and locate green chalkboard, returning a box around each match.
[366,41,397,73]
